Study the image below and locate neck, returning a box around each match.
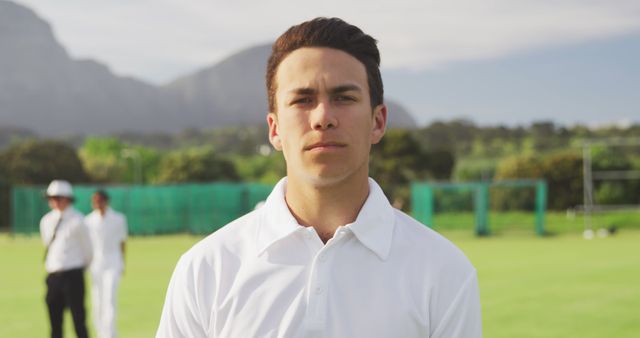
[99,207,107,216]
[285,173,370,243]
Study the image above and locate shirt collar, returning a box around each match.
[256,177,396,260]
[346,178,395,261]
[54,207,74,220]
[98,207,112,217]
[256,177,302,256]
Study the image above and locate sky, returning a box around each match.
[11,0,640,126]
[14,0,640,83]
[383,32,640,126]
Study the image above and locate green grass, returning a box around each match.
[1,230,639,337]
[431,210,640,234]
[444,230,640,337]
[0,234,200,338]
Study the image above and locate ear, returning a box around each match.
[371,104,387,144]
[267,113,283,151]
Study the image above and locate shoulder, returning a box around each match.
[40,211,56,229]
[392,209,476,275]
[166,210,261,306]
[108,209,127,225]
[179,209,261,269]
[111,209,126,220]
[84,210,98,222]
[58,209,88,233]
[390,212,483,336]
[67,209,86,225]
[40,210,55,223]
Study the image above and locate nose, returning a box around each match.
[310,101,338,130]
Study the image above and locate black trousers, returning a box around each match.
[45,268,89,338]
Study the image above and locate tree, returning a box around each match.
[452,158,496,181]
[541,152,583,210]
[0,127,35,151]
[0,140,89,184]
[414,119,476,155]
[591,147,639,205]
[155,147,239,183]
[426,150,455,180]
[79,137,161,183]
[492,155,543,210]
[370,129,453,210]
[79,137,127,183]
[530,121,557,152]
[493,151,586,210]
[233,152,286,184]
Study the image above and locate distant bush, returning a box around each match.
[0,140,89,184]
[492,155,543,211]
[370,129,456,211]
[434,189,474,212]
[590,149,640,205]
[452,158,496,181]
[491,152,584,211]
[541,152,583,210]
[155,148,239,183]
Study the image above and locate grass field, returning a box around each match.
[1,228,639,337]
[432,210,640,235]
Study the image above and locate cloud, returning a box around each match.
[13,0,640,83]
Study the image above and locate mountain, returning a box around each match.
[0,0,185,135]
[164,45,271,127]
[164,44,418,129]
[0,0,416,136]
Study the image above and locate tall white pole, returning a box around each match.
[121,149,142,185]
[582,142,593,233]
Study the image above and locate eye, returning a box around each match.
[334,95,356,103]
[290,97,313,106]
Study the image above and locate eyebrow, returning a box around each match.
[330,84,362,94]
[288,84,363,96]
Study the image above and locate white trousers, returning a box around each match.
[91,268,121,338]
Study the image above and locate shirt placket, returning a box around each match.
[301,227,345,337]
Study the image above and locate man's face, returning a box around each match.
[48,196,71,211]
[91,194,107,211]
[267,47,386,187]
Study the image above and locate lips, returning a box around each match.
[304,141,347,151]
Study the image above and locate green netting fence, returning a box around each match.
[412,179,547,236]
[10,182,274,235]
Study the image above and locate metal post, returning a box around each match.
[411,183,434,228]
[535,180,547,236]
[582,143,594,233]
[424,186,434,228]
[121,148,142,185]
[474,182,490,236]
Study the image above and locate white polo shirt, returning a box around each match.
[40,207,93,273]
[85,207,128,272]
[157,178,481,338]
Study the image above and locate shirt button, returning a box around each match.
[315,287,323,295]
[318,254,327,262]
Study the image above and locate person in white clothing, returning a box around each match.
[157,17,482,338]
[41,180,92,338]
[85,190,128,338]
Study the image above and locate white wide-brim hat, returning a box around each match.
[46,180,74,199]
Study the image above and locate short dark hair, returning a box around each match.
[94,189,109,201]
[266,17,383,113]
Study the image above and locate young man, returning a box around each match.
[85,190,128,338]
[157,17,481,337]
[40,180,92,338]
